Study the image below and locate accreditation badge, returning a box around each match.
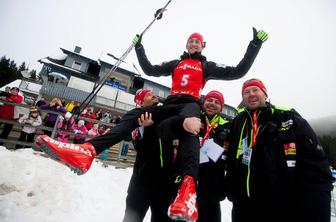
[242,148,252,166]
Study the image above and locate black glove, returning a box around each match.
[154,8,166,20]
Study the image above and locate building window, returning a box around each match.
[158,89,165,98]
[72,61,82,71]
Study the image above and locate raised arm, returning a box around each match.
[134,43,178,77]
[205,28,268,81]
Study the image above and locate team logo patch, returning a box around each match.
[284,143,296,155]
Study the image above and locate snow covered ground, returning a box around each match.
[0,146,334,222]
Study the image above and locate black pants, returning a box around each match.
[231,190,331,222]
[43,120,55,136]
[89,95,201,179]
[0,123,14,144]
[16,131,35,149]
[197,201,221,222]
[123,175,174,222]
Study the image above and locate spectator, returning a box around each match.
[73,120,88,144]
[97,125,107,136]
[71,101,81,114]
[0,87,23,145]
[95,109,103,121]
[65,100,75,112]
[0,86,11,97]
[35,98,46,107]
[16,106,42,149]
[56,112,75,143]
[80,107,97,130]
[88,124,99,137]
[39,98,67,136]
[61,98,66,107]
[101,111,112,123]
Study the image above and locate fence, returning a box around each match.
[0,100,136,168]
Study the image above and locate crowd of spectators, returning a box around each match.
[0,93,122,157]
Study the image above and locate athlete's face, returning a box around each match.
[186,38,204,54]
[203,97,222,117]
[242,86,267,110]
[142,91,159,107]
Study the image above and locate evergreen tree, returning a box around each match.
[29,70,37,80]
[18,62,27,71]
[0,55,21,87]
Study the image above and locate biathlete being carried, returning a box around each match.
[36,28,268,222]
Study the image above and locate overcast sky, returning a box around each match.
[0,0,335,120]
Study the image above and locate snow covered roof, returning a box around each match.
[48,53,67,61]
[60,47,97,62]
[0,79,42,96]
[39,57,81,74]
[0,79,21,91]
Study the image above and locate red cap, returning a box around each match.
[187,32,204,44]
[134,89,152,106]
[204,90,225,110]
[242,79,268,97]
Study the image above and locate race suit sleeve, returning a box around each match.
[204,40,263,81]
[135,44,179,77]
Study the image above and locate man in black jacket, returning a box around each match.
[196,91,230,222]
[226,78,334,222]
[123,88,174,222]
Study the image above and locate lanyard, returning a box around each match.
[252,111,259,147]
[202,115,219,145]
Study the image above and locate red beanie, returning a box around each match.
[134,89,152,106]
[242,79,268,97]
[204,90,225,110]
[187,32,204,43]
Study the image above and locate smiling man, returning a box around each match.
[226,78,334,222]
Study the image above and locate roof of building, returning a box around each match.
[38,57,82,74]
[60,47,97,62]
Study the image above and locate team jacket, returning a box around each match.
[131,124,175,188]
[135,40,262,99]
[226,103,334,220]
[197,112,231,203]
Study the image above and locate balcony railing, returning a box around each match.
[40,82,136,112]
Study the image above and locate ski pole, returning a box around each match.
[73,0,172,118]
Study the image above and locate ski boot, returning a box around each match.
[36,135,96,175]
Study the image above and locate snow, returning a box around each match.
[0,146,334,222]
[0,80,21,91]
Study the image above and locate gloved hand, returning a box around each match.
[132,34,142,46]
[154,8,167,20]
[253,27,268,43]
